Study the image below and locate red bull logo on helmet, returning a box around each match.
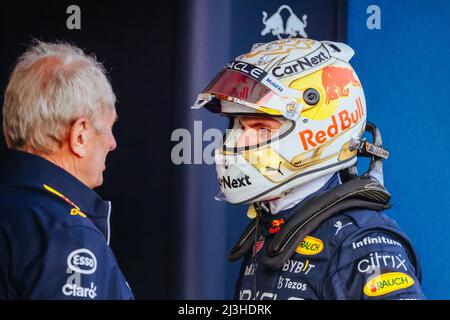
[299,97,364,151]
[322,66,361,104]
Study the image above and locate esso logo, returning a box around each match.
[67,249,97,274]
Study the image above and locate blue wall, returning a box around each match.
[180,0,450,300]
[347,0,450,299]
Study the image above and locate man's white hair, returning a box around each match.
[2,40,116,153]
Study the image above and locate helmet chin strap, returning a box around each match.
[340,121,389,185]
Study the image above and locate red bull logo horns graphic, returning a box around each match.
[322,66,361,104]
[261,5,308,39]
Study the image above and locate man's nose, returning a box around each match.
[236,128,258,148]
[110,135,117,151]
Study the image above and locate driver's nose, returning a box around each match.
[236,128,258,148]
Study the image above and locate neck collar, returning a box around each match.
[268,172,340,214]
[0,149,111,239]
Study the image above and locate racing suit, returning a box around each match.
[0,150,134,299]
[235,173,425,300]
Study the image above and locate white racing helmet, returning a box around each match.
[192,39,367,204]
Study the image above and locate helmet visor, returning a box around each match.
[192,62,304,120]
[204,69,272,104]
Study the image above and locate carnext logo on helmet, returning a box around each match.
[272,47,331,78]
[219,175,252,189]
[226,61,267,81]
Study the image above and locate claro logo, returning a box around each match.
[364,272,414,297]
[67,248,97,275]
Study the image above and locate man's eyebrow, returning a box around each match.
[114,115,119,124]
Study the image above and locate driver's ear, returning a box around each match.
[68,118,93,158]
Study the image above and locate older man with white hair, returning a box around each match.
[0,41,134,299]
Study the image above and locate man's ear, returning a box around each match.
[69,118,92,158]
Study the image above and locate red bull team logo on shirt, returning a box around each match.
[269,219,285,234]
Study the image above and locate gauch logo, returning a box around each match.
[261,5,308,39]
[364,272,414,297]
[295,236,324,255]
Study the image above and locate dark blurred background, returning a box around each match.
[0,0,180,299]
[1,0,449,299]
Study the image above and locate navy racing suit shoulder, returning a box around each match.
[317,209,425,299]
[0,150,134,300]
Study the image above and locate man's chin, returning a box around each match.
[91,175,104,189]
[97,176,104,188]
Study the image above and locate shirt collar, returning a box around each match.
[268,172,335,214]
[0,149,110,229]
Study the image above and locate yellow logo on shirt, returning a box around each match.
[70,208,87,218]
[295,236,324,255]
[43,184,87,218]
[364,272,414,297]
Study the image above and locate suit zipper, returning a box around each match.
[107,201,112,245]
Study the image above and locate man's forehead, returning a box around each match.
[238,115,283,123]
[102,108,118,125]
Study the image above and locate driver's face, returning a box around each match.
[236,116,283,148]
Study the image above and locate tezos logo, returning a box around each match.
[67,248,97,275]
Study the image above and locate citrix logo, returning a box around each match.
[357,252,407,274]
[219,175,252,189]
